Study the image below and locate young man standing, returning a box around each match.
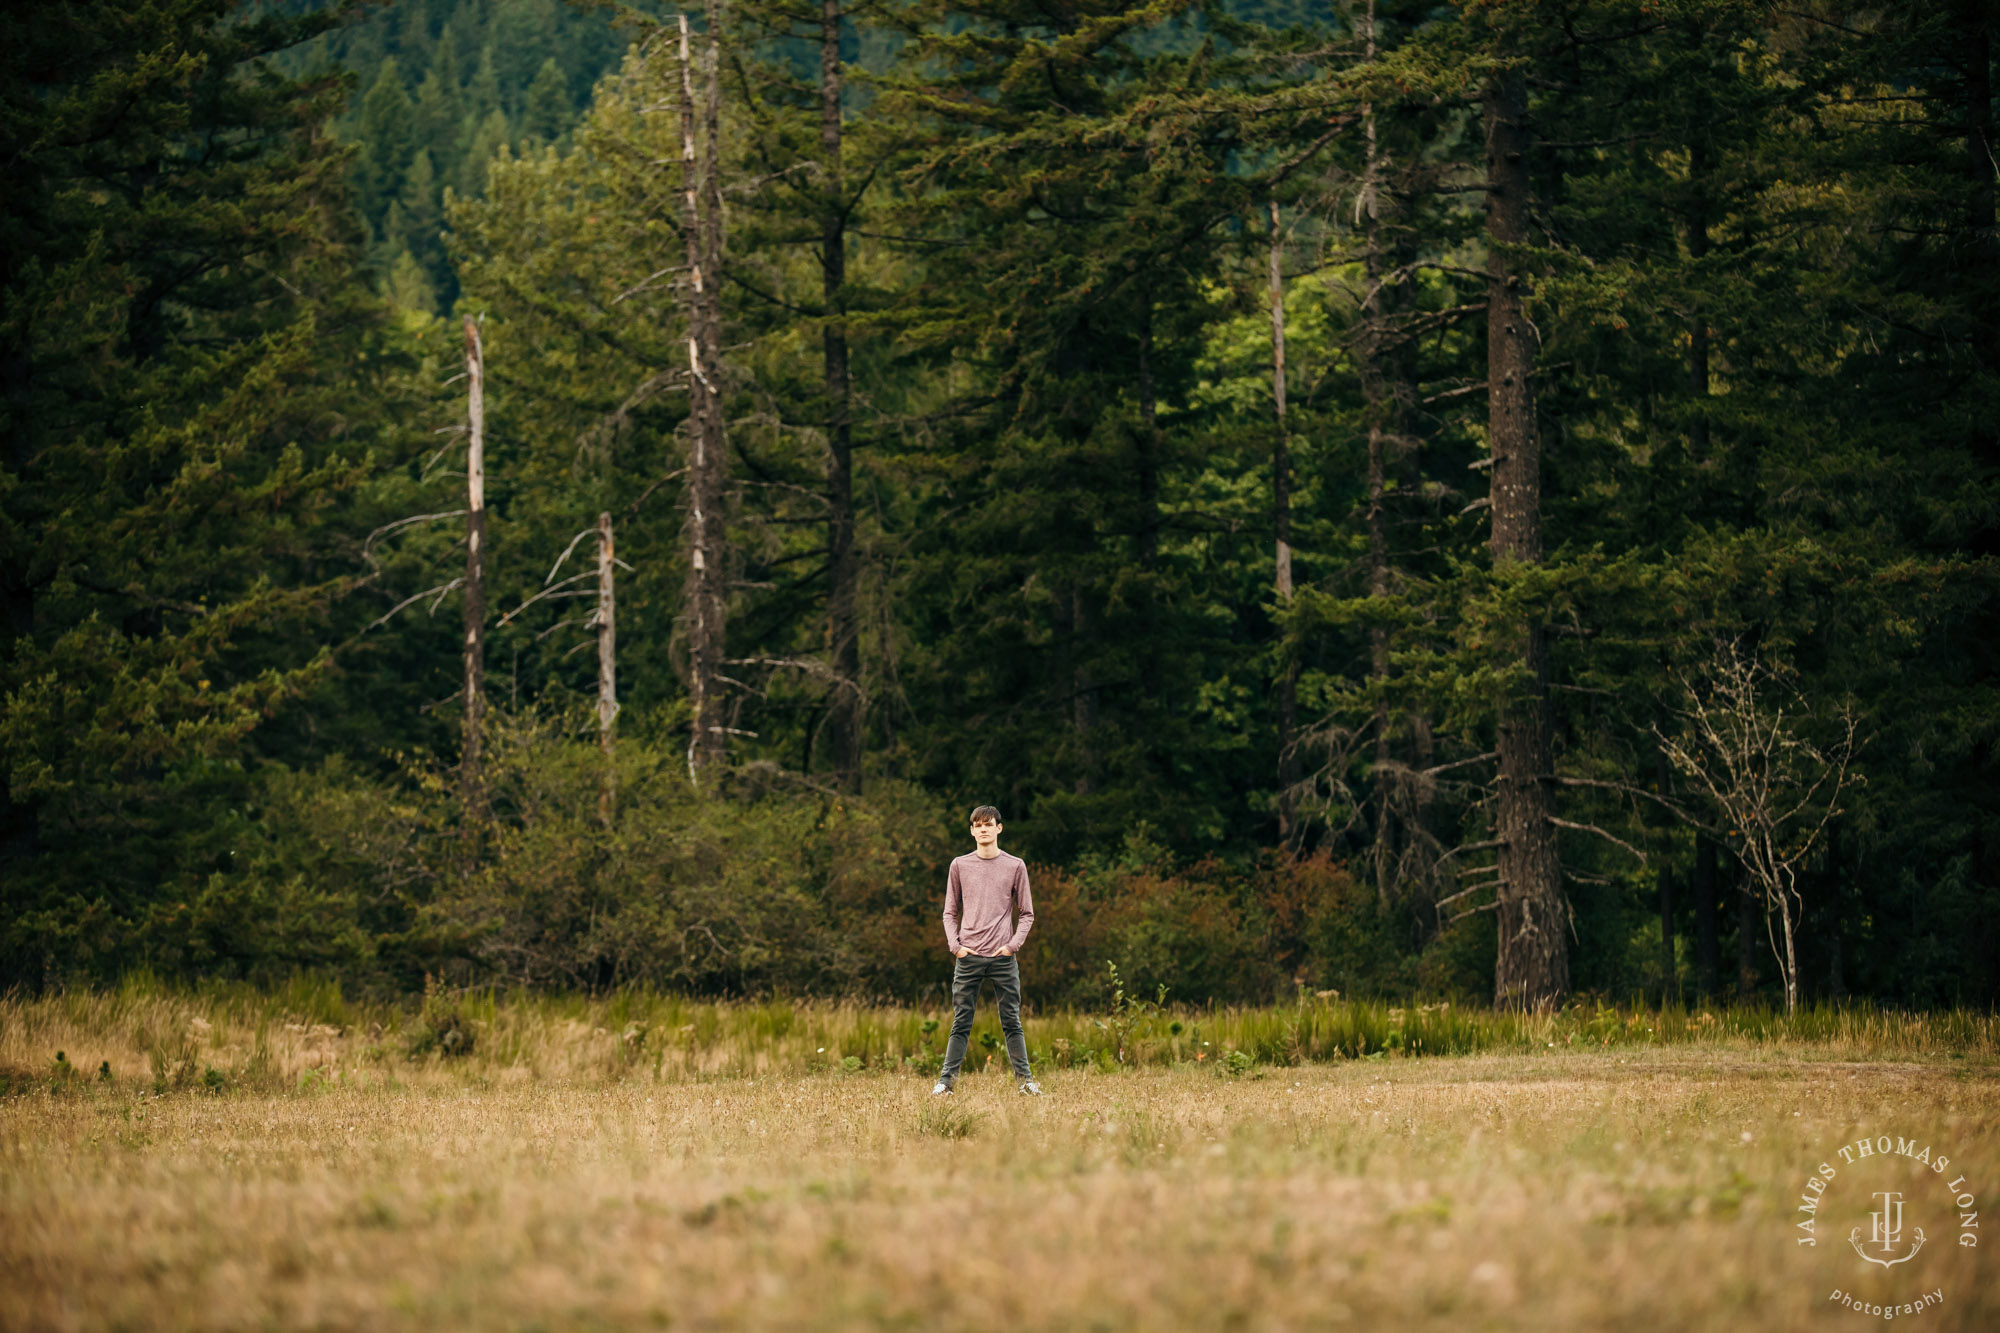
[934,805,1042,1096]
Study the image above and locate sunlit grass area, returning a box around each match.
[1,979,1991,1096]
[2,987,1995,1330]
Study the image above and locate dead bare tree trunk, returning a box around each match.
[596,511,617,824]
[1269,198,1299,840]
[1362,197,1392,897]
[1483,71,1566,1011]
[677,10,729,781]
[461,315,487,812]
[820,0,862,794]
[596,513,617,748]
[1774,867,1802,1015]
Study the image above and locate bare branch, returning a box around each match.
[1655,638,1861,1013]
[1547,816,1648,863]
[612,265,691,304]
[367,578,463,632]
[1422,751,1497,778]
[1549,775,1700,823]
[497,572,598,628]
[1434,837,1505,865]
[362,510,467,570]
[544,527,600,587]
[1435,880,1496,910]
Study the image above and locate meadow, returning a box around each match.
[2,985,1995,1331]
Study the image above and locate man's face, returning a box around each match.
[970,818,1001,848]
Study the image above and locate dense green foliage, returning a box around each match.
[0,0,395,982]
[269,0,629,307]
[3,0,1994,1008]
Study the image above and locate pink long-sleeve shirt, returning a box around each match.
[942,851,1035,955]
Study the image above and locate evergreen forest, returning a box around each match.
[3,0,1995,1011]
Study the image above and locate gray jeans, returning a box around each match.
[940,952,1032,1082]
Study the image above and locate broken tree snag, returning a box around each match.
[597,510,617,826]
[821,0,862,794]
[462,314,488,809]
[1269,197,1299,840]
[1483,70,1566,1011]
[596,511,616,754]
[677,10,729,781]
[1269,198,1293,606]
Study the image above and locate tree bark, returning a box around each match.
[596,510,616,826]
[596,511,617,753]
[1735,870,1758,1000]
[1687,139,1712,466]
[1777,871,1800,1014]
[1823,821,1845,999]
[1957,4,2000,427]
[1484,71,1566,1011]
[461,315,487,812]
[1136,292,1160,571]
[1963,4,1995,244]
[1269,198,1298,838]
[1694,832,1719,998]
[1357,18,1402,902]
[1657,865,1677,1006]
[1270,199,1293,608]
[820,0,862,794]
[677,12,729,780]
[1685,153,1722,998]
[1072,585,1098,794]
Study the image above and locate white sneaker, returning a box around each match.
[931,1080,953,1096]
[1019,1080,1043,1096]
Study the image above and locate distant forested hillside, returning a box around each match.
[267,0,1340,309]
[265,0,628,307]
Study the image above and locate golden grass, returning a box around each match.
[2,990,1996,1331]
[1,980,1989,1095]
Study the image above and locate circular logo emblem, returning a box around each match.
[1795,1132,1978,1319]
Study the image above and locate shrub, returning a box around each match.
[406,973,476,1059]
[49,709,1500,1006]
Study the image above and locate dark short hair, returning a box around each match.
[969,805,1003,825]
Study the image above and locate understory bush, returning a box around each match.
[17,712,1545,1004]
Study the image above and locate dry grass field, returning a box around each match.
[2,987,1995,1331]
